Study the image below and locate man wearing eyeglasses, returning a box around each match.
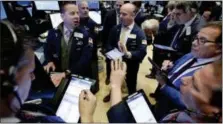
[153,21,222,120]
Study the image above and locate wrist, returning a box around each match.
[110,83,122,89]
[81,115,93,123]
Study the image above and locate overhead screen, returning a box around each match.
[0,2,7,20]
[34,1,60,10]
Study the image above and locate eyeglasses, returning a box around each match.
[193,35,216,45]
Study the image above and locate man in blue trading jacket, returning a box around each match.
[77,1,99,93]
[44,3,93,79]
[104,3,147,101]
[153,21,222,119]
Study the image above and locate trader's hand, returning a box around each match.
[50,72,65,87]
[44,62,56,73]
[79,90,96,123]
[118,42,128,53]
[110,59,127,88]
[155,72,166,86]
[161,60,173,71]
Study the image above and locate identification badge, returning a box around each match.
[186,26,191,36]
[74,32,83,38]
[142,40,147,45]
[77,41,83,45]
[128,34,136,39]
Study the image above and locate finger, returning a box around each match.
[79,90,86,100]
[46,67,50,73]
[111,60,114,71]
[52,66,56,71]
[115,59,118,70]
[117,59,120,70]
[122,62,127,72]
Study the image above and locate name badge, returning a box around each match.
[186,26,191,36]
[74,32,83,38]
[128,34,136,39]
[77,41,83,45]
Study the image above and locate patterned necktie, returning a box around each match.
[169,58,197,82]
[170,25,184,49]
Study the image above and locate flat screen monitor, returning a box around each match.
[34,1,60,11]
[88,1,99,10]
[0,2,7,20]
[49,13,63,28]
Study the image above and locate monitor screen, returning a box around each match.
[0,2,7,20]
[88,1,99,10]
[50,13,63,28]
[17,1,32,7]
[34,1,60,10]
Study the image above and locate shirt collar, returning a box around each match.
[63,25,73,34]
[184,14,197,27]
[122,22,135,30]
[196,54,221,63]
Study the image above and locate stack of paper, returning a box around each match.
[106,48,124,60]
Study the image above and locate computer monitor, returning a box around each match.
[0,2,7,20]
[49,13,63,28]
[34,1,60,11]
[17,1,32,7]
[88,1,100,10]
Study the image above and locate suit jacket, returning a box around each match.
[134,10,148,27]
[160,53,217,108]
[101,9,118,48]
[44,23,93,76]
[172,15,206,60]
[106,23,147,63]
[80,17,98,60]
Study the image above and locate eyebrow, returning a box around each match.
[192,76,200,92]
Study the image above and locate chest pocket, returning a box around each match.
[127,39,138,51]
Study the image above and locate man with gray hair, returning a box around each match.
[169,1,206,61]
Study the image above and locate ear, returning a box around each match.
[215,45,222,54]
[61,13,65,20]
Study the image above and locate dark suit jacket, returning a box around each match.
[173,15,206,59]
[134,10,148,27]
[44,23,93,76]
[101,9,118,48]
[106,23,147,63]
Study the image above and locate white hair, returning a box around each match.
[141,19,159,35]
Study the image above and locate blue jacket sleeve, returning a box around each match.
[129,30,147,62]
[44,29,57,64]
[107,101,135,123]
[160,85,186,109]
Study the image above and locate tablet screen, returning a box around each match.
[126,93,156,123]
[56,77,92,122]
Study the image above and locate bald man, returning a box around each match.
[78,1,99,93]
[105,3,147,99]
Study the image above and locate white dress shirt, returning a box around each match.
[119,22,135,45]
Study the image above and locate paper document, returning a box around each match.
[106,48,124,60]
[154,44,176,51]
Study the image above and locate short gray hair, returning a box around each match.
[141,19,159,35]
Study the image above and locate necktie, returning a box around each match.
[170,25,184,49]
[169,58,197,82]
[65,30,71,44]
[119,26,128,44]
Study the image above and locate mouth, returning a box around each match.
[73,20,79,25]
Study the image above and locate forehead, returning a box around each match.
[80,2,88,7]
[174,8,184,13]
[64,4,78,12]
[198,27,220,41]
[120,5,133,14]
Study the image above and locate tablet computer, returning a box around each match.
[55,75,96,123]
[124,89,157,123]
